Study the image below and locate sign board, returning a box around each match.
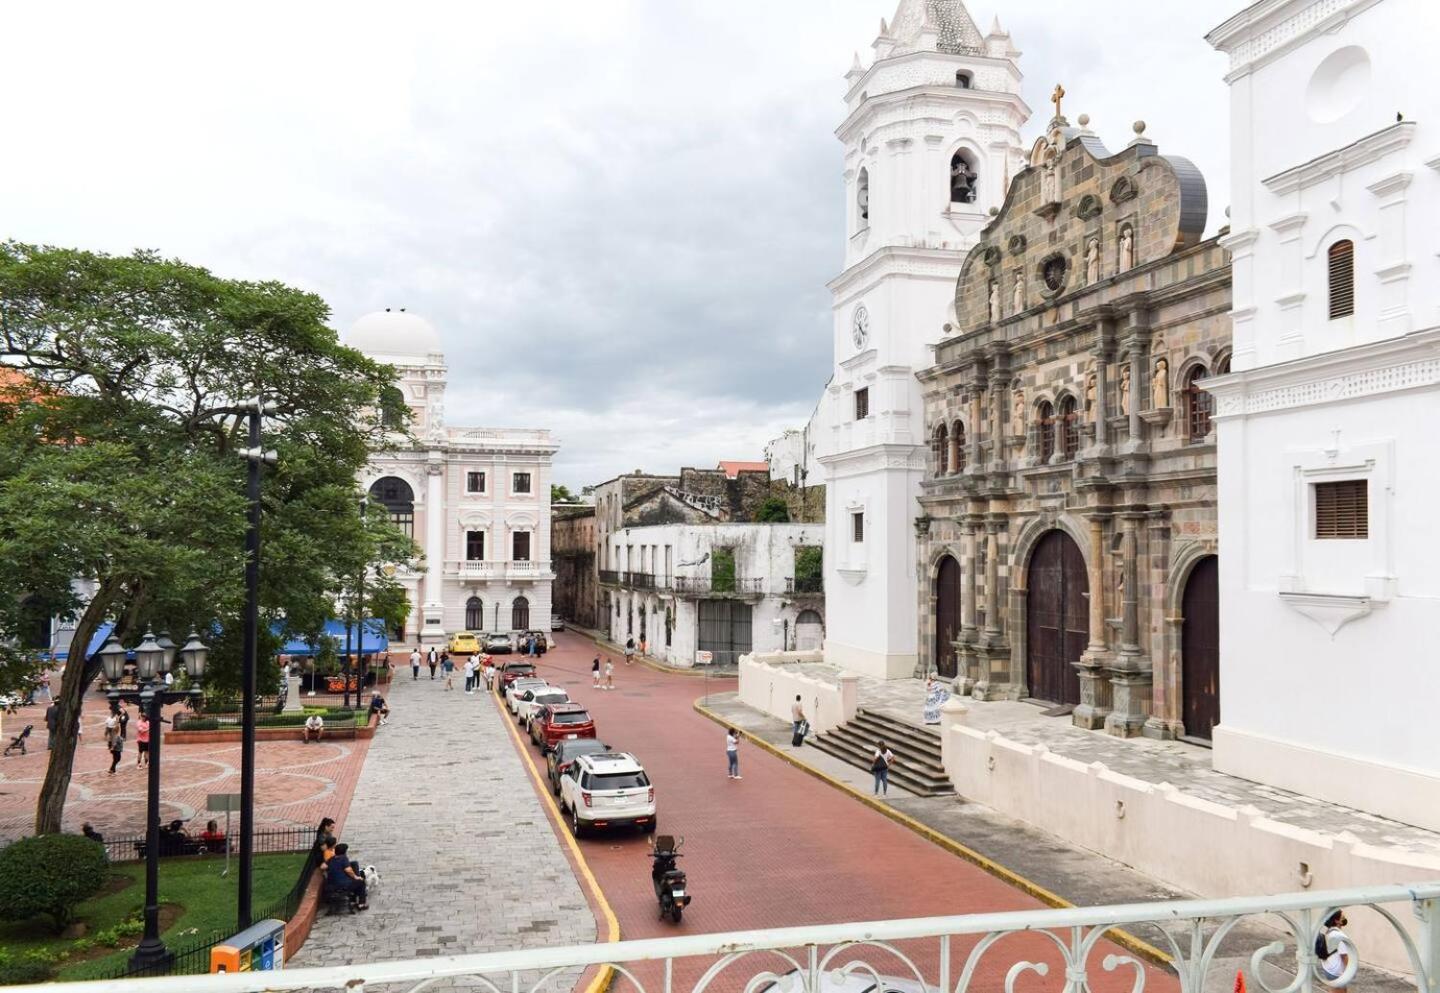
[206,793,243,813]
[210,918,285,973]
[695,651,714,666]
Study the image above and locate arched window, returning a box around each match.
[465,596,484,631]
[950,150,979,204]
[368,476,415,540]
[1059,396,1080,459]
[1328,240,1355,319]
[1037,401,1056,462]
[953,420,967,471]
[933,422,949,475]
[511,595,530,631]
[1215,354,1231,376]
[856,168,870,226]
[955,71,972,89]
[1186,366,1214,443]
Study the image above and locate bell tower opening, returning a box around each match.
[950,149,979,204]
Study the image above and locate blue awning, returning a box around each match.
[277,619,389,657]
[46,623,121,661]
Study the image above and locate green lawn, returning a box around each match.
[0,852,306,982]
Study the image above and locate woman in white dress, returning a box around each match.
[923,677,951,725]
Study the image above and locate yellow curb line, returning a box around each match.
[492,685,619,993]
[578,629,715,680]
[692,698,1174,971]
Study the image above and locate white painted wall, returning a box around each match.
[737,654,858,734]
[1206,0,1440,829]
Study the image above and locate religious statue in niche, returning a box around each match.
[1085,238,1101,284]
[1119,365,1131,415]
[1040,158,1060,204]
[988,279,1000,323]
[1085,373,1097,412]
[1152,357,1170,408]
[1119,225,1135,271]
[1012,390,1026,434]
[1012,271,1025,313]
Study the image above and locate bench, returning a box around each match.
[321,880,358,916]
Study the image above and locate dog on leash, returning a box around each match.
[363,865,381,893]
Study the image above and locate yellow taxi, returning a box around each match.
[447,631,481,656]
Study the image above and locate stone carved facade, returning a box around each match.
[915,118,1232,740]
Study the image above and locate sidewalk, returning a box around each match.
[291,673,598,983]
[569,623,739,677]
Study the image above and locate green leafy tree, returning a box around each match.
[754,495,791,523]
[551,483,577,503]
[0,242,417,834]
[0,834,108,932]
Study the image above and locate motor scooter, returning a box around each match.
[649,834,690,923]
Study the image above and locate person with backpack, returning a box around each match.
[624,636,635,665]
[871,740,895,797]
[1315,910,1354,988]
[790,695,808,747]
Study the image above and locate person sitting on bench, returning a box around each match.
[303,713,324,743]
[367,692,389,726]
[325,842,367,910]
[199,819,227,854]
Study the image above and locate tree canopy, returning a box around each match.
[0,242,417,832]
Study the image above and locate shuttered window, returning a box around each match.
[1314,480,1367,539]
[1328,240,1355,320]
[854,387,870,420]
[851,512,865,543]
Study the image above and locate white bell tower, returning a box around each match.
[817,0,1029,679]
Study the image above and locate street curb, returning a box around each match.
[492,686,619,993]
[692,697,1174,972]
[573,626,719,680]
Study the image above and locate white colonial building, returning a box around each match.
[348,309,557,646]
[814,0,1029,679]
[1206,0,1440,830]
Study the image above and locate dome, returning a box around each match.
[346,309,442,360]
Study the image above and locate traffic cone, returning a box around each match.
[1234,970,1247,993]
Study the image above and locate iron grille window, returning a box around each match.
[1037,401,1056,461]
[954,422,967,470]
[852,512,865,543]
[1187,367,1213,442]
[934,423,949,474]
[1328,240,1355,319]
[465,530,485,561]
[854,387,870,420]
[512,472,532,494]
[513,531,531,562]
[466,471,486,493]
[1315,480,1368,539]
[1059,398,1079,459]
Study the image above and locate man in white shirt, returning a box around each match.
[409,648,421,681]
[304,713,324,743]
[463,658,476,694]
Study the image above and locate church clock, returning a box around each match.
[852,304,871,350]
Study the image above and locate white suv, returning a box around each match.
[559,752,656,837]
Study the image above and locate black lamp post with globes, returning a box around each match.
[97,627,209,974]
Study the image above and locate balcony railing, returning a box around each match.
[599,569,623,585]
[786,575,823,594]
[457,560,500,578]
[64,882,1440,993]
[672,575,764,596]
[628,572,658,590]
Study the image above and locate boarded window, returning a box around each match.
[1328,240,1355,319]
[1314,480,1367,539]
[852,512,865,542]
[854,387,870,420]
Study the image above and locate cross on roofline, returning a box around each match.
[1051,83,1065,119]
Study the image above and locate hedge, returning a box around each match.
[0,834,109,932]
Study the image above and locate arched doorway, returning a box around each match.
[511,595,530,631]
[1026,530,1086,705]
[465,596,483,631]
[795,609,823,651]
[1181,556,1220,740]
[934,556,961,678]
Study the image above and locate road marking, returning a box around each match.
[491,685,620,993]
[692,697,1174,970]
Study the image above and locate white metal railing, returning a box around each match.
[14,883,1440,993]
[458,560,500,577]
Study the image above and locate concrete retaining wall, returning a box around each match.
[941,721,1440,974]
[737,654,856,733]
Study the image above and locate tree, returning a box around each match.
[551,483,577,504]
[0,834,108,932]
[0,242,416,834]
[754,495,791,523]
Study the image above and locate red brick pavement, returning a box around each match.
[0,688,370,845]
[503,633,1178,993]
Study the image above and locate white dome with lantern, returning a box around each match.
[346,308,443,362]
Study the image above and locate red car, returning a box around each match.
[495,661,537,693]
[530,703,596,752]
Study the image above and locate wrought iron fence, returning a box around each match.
[599,569,623,585]
[101,826,315,864]
[673,576,764,596]
[786,576,824,594]
[35,882,1440,993]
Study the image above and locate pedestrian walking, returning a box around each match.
[106,721,124,774]
[427,647,438,680]
[44,702,58,751]
[442,653,455,690]
[871,740,895,797]
[592,656,602,688]
[624,637,635,665]
[39,669,51,702]
[604,658,615,691]
[135,715,152,766]
[463,658,476,694]
[117,704,130,742]
[1316,910,1355,989]
[410,648,421,681]
[790,695,808,747]
[638,636,648,659]
[726,728,742,779]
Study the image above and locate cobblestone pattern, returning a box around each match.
[291,674,595,990]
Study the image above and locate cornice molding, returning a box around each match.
[1262,122,1415,196]
[1207,0,1382,79]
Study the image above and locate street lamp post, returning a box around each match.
[238,397,276,931]
[99,629,209,975]
[357,497,369,702]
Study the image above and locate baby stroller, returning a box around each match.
[3,725,34,757]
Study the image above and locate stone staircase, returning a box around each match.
[809,708,953,797]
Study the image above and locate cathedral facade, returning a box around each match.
[914,109,1232,739]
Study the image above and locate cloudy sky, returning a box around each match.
[2,1,1230,490]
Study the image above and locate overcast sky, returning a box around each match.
[2,1,1230,490]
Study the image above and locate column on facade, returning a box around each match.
[957,519,979,694]
[983,525,1001,640]
[1073,515,1113,729]
[987,370,1006,469]
[1126,336,1145,447]
[1092,328,1111,448]
[1106,513,1152,737]
[968,383,984,469]
[424,462,446,637]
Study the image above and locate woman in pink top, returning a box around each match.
[136,716,151,766]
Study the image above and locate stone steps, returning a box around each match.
[810,708,953,797]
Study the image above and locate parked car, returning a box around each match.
[484,634,514,655]
[505,678,550,715]
[515,687,570,728]
[519,630,550,656]
[447,631,481,656]
[551,617,566,632]
[558,751,655,836]
[494,660,538,693]
[530,702,596,751]
[547,738,611,795]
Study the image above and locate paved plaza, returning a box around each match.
[292,671,597,989]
